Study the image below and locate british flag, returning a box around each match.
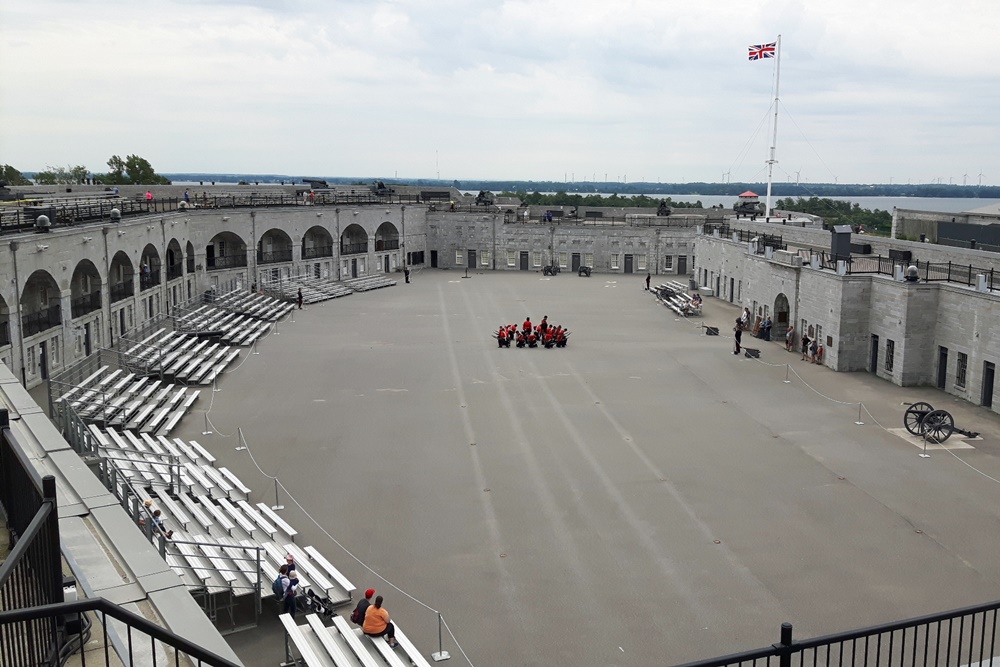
[748,42,776,61]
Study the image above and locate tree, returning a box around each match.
[32,164,90,184]
[99,154,170,185]
[0,164,32,186]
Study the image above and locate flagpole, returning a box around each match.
[765,34,781,220]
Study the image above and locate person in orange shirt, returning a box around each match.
[363,595,399,648]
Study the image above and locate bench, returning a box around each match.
[192,535,239,586]
[278,614,327,667]
[219,467,251,497]
[219,537,263,589]
[305,614,364,667]
[198,496,236,535]
[154,492,191,531]
[280,544,335,598]
[331,616,386,667]
[173,541,214,584]
[261,542,311,591]
[302,546,355,598]
[179,493,215,533]
[236,500,276,539]
[200,466,234,496]
[187,439,217,466]
[257,503,298,540]
[217,497,257,537]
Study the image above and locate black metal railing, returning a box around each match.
[674,599,1000,667]
[166,262,182,280]
[341,242,368,255]
[812,252,1000,290]
[303,244,333,259]
[21,304,61,337]
[375,239,400,251]
[1,408,64,667]
[0,598,241,667]
[139,269,160,291]
[0,319,9,346]
[707,223,786,251]
[109,279,134,303]
[206,254,248,270]
[186,256,195,273]
[257,249,293,264]
[70,291,102,318]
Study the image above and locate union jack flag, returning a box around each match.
[748,42,776,61]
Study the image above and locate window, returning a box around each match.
[585,253,594,267]
[611,253,620,270]
[218,241,226,257]
[957,352,968,388]
[559,252,568,268]
[638,255,647,271]
[481,250,490,266]
[885,339,895,372]
[665,256,674,270]
[51,337,59,365]
[455,250,464,265]
[507,250,516,267]
[532,251,542,267]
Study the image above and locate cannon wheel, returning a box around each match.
[920,409,955,443]
[904,402,935,435]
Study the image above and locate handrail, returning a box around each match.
[0,597,242,667]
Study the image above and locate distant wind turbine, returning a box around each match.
[979,170,986,187]
[963,173,969,186]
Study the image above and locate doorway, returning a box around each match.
[119,309,126,337]
[84,322,92,357]
[715,276,720,297]
[677,255,687,275]
[729,277,735,303]
[39,340,48,380]
[520,252,529,271]
[773,293,790,341]
[430,250,438,268]
[870,335,879,373]
[351,258,358,278]
[624,254,634,274]
[983,362,996,408]
[572,253,581,271]
[937,347,948,389]
[384,255,390,273]
[468,250,477,269]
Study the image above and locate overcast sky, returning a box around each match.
[2,0,999,185]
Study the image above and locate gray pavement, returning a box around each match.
[177,269,1000,667]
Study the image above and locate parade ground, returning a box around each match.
[177,268,1000,667]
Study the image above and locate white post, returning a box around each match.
[765,34,782,219]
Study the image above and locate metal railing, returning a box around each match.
[674,600,1000,667]
[375,239,400,251]
[186,256,195,274]
[0,319,10,346]
[302,245,333,259]
[257,249,293,264]
[21,304,61,337]
[166,262,183,280]
[139,269,160,291]
[110,279,134,303]
[1,408,64,667]
[207,255,248,270]
[0,598,241,667]
[341,242,368,255]
[813,252,1000,290]
[70,291,102,318]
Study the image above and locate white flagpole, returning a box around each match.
[765,34,782,220]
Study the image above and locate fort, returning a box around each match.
[4,184,1000,666]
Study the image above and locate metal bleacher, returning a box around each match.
[279,612,433,667]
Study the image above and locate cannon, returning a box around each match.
[542,265,561,276]
[577,266,592,277]
[903,402,980,443]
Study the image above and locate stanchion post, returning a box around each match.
[252,339,260,355]
[431,612,451,661]
[235,427,247,452]
[920,428,931,458]
[783,363,791,384]
[202,412,213,436]
[213,376,220,393]
[271,477,285,511]
[855,402,865,425]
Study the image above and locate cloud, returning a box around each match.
[2,0,999,183]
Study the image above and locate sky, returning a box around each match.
[2,0,999,186]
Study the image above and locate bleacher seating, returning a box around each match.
[93,426,355,607]
[259,275,355,304]
[209,289,294,322]
[652,281,702,317]
[343,275,397,292]
[279,612,433,667]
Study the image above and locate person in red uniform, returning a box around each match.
[523,317,532,334]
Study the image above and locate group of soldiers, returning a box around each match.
[495,316,570,348]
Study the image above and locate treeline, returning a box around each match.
[775,197,893,234]
[502,191,705,209]
[1,155,170,186]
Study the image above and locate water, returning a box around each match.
[487,192,1000,214]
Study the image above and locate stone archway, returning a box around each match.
[773,292,791,341]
